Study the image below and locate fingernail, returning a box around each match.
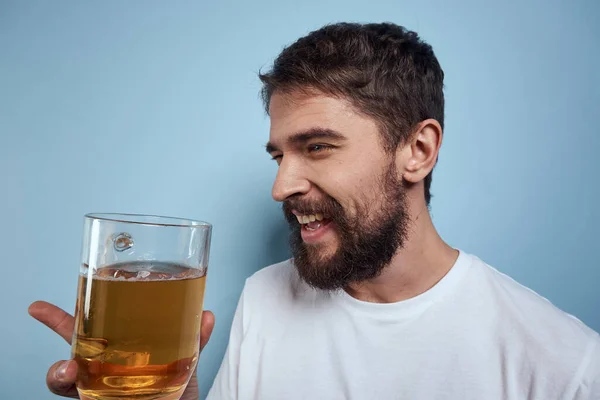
[54,361,69,380]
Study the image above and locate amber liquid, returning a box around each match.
[72,262,206,400]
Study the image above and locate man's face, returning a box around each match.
[266,91,410,290]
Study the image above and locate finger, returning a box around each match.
[46,359,79,398]
[28,301,75,344]
[182,374,200,400]
[200,310,215,351]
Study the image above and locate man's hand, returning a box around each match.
[28,300,215,399]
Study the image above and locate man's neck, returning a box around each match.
[344,202,458,304]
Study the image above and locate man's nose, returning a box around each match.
[271,158,311,202]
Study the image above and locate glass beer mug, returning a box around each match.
[71,213,212,400]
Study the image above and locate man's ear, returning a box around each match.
[399,119,443,184]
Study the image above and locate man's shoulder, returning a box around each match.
[242,258,311,301]
[246,258,296,287]
[468,252,600,357]
[459,252,600,393]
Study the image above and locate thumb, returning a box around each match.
[200,310,215,351]
[46,359,79,398]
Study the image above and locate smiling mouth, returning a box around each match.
[294,212,332,231]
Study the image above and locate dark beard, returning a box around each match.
[282,162,409,291]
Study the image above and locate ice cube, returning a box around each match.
[137,270,151,279]
[75,337,108,358]
[104,349,151,366]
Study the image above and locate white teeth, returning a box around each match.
[296,213,325,224]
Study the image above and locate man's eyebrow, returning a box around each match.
[265,128,346,154]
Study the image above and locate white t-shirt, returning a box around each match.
[207,250,600,399]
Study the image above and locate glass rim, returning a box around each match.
[84,213,212,228]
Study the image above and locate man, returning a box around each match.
[30,22,599,399]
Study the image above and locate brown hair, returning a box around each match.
[259,22,445,205]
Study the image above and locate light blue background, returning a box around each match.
[1,1,598,398]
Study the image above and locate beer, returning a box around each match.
[72,261,206,400]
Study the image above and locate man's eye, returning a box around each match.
[308,144,331,153]
[271,155,283,164]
